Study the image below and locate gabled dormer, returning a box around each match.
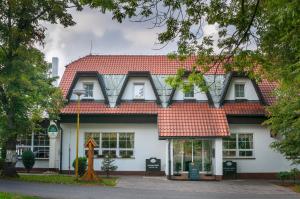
[220,72,266,105]
[66,71,109,104]
[115,72,161,106]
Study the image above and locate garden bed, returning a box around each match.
[5,174,118,186]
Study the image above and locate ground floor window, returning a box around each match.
[173,140,213,173]
[84,132,134,158]
[223,133,254,158]
[16,131,49,159]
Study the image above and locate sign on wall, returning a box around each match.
[146,157,161,172]
[47,123,59,138]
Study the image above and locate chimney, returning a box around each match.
[51,57,59,87]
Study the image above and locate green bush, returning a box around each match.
[72,157,87,177]
[277,171,291,185]
[22,151,35,173]
[290,168,300,184]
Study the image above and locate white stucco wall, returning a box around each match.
[60,123,166,172]
[121,77,156,100]
[70,77,105,100]
[225,124,300,173]
[225,77,259,101]
[16,160,49,168]
[173,86,208,101]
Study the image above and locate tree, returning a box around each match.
[85,0,300,164]
[21,150,35,173]
[0,0,82,176]
[101,155,117,177]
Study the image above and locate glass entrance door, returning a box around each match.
[173,140,213,174]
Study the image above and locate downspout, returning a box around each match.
[168,139,171,180]
[59,123,63,173]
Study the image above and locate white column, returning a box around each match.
[48,137,57,169]
[214,138,223,179]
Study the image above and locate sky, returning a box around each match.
[40,7,219,79]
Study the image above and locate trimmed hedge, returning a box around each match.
[72,157,87,177]
[22,151,35,173]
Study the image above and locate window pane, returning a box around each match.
[120,150,133,158]
[33,146,49,159]
[101,133,117,148]
[239,151,253,157]
[238,134,253,149]
[134,84,144,99]
[102,150,116,158]
[223,151,236,157]
[119,133,134,149]
[184,85,194,98]
[223,134,236,149]
[235,84,245,98]
[83,83,94,98]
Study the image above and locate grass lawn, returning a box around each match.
[15,174,118,186]
[0,192,40,199]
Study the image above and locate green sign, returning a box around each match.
[48,124,58,133]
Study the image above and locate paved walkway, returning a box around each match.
[0,176,299,199]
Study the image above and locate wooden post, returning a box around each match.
[82,138,99,181]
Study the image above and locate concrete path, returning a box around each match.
[0,177,299,199]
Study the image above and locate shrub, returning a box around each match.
[72,157,87,177]
[101,155,117,177]
[22,151,35,173]
[277,171,291,185]
[290,168,300,184]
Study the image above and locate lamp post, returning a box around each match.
[73,89,85,179]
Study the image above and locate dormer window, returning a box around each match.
[133,83,144,99]
[184,85,194,99]
[234,83,245,99]
[83,82,94,98]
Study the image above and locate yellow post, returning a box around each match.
[75,94,80,179]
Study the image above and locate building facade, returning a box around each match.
[16,55,299,179]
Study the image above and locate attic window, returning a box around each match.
[234,83,245,99]
[184,85,194,99]
[83,82,94,98]
[133,83,144,99]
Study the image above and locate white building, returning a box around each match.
[16,55,299,180]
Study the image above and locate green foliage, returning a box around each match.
[0,192,40,199]
[17,174,118,186]
[21,151,35,173]
[290,168,300,184]
[72,157,87,177]
[277,171,291,185]
[101,155,117,177]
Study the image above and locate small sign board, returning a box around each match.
[146,157,161,172]
[223,161,237,178]
[47,124,58,138]
[188,162,200,181]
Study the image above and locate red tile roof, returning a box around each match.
[158,103,229,137]
[61,101,159,114]
[258,80,277,105]
[223,102,266,115]
[60,55,224,98]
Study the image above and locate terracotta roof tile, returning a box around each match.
[258,80,277,105]
[61,101,159,114]
[158,103,229,137]
[59,55,224,98]
[223,102,266,115]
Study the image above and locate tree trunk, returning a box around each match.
[2,136,18,177]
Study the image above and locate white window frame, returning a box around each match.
[234,82,246,99]
[82,82,94,99]
[133,82,145,99]
[84,132,135,158]
[223,132,255,159]
[184,84,195,99]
